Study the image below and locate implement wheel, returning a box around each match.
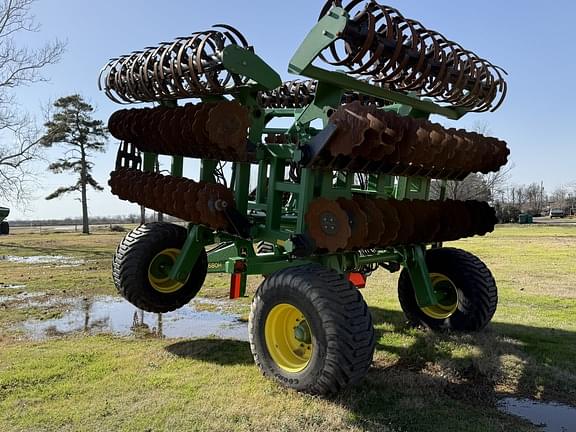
[249,264,375,395]
[398,248,497,332]
[113,223,207,313]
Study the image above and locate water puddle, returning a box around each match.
[19,296,247,341]
[0,291,45,303]
[498,397,576,431]
[0,255,84,267]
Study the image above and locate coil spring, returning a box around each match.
[99,25,252,104]
[257,79,392,109]
[319,1,508,112]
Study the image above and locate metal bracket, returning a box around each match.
[168,225,212,283]
[402,245,438,308]
[300,122,338,167]
[223,206,253,239]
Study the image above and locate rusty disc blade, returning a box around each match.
[206,101,250,156]
[373,198,401,246]
[387,200,415,245]
[305,198,351,252]
[353,196,385,247]
[337,198,368,250]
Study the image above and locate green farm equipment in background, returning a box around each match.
[0,207,9,235]
[100,0,509,394]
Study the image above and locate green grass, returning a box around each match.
[0,225,574,431]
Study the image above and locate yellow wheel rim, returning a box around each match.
[264,304,313,373]
[421,273,459,320]
[148,248,188,294]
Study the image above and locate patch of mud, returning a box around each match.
[0,284,27,290]
[0,255,85,267]
[19,296,247,341]
[498,397,576,431]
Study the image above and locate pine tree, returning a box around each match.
[41,95,108,234]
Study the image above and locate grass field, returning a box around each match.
[0,225,574,431]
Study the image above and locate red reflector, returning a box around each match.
[230,273,242,299]
[348,273,366,289]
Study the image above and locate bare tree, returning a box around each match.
[525,182,546,214]
[550,186,568,209]
[438,173,490,201]
[0,0,65,204]
[431,121,513,203]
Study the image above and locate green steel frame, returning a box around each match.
[141,5,473,307]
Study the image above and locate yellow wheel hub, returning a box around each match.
[421,273,459,320]
[264,304,313,373]
[148,248,188,294]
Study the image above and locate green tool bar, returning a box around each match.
[275,182,302,194]
[265,109,301,118]
[402,245,437,308]
[357,251,402,267]
[303,66,464,120]
[221,45,282,91]
[224,255,312,275]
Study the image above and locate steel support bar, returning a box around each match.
[224,255,312,275]
[296,168,316,233]
[234,163,251,215]
[200,160,218,183]
[171,156,183,177]
[221,45,282,91]
[357,251,402,267]
[168,225,212,282]
[402,245,438,308]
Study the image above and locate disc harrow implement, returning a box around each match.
[109,169,236,231]
[305,197,496,253]
[101,2,510,396]
[318,0,508,112]
[108,101,253,162]
[303,101,509,179]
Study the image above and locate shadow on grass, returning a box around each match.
[369,306,576,403]
[164,308,576,431]
[165,339,253,366]
[327,306,576,431]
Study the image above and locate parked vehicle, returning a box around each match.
[550,208,566,218]
[0,206,9,235]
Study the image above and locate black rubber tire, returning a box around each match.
[112,223,207,313]
[249,264,375,395]
[398,247,497,332]
[0,221,8,235]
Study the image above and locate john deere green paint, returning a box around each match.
[101,1,507,395]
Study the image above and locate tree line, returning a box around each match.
[433,172,576,222]
[0,1,573,233]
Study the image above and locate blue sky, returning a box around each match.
[10,0,576,220]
